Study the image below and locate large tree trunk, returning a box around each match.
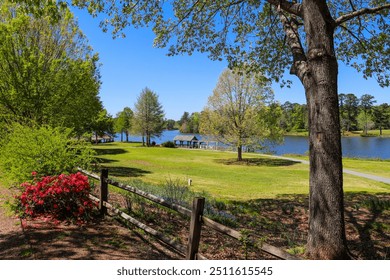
[301,1,349,259]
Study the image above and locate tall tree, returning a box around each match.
[339,93,360,132]
[90,109,114,144]
[178,111,200,133]
[0,0,102,135]
[114,107,133,142]
[133,87,165,146]
[200,69,281,161]
[72,0,390,259]
[165,119,176,130]
[372,103,390,136]
[178,111,190,133]
[359,94,377,135]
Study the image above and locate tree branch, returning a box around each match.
[335,4,390,26]
[266,0,303,17]
[339,25,367,51]
[277,10,308,83]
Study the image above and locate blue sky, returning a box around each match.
[72,8,388,121]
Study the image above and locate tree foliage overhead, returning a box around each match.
[0,0,102,135]
[72,0,390,87]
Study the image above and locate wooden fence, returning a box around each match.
[78,168,300,260]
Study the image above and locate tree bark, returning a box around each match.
[237,145,243,161]
[301,1,349,259]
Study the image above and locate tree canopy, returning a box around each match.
[200,69,282,161]
[114,107,133,142]
[72,0,390,87]
[0,0,102,135]
[133,87,165,146]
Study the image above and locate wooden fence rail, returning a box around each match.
[78,168,300,260]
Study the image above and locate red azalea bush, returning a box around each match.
[16,172,97,223]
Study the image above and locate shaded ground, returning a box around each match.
[1,183,389,260]
[0,186,179,260]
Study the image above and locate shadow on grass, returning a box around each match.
[105,166,152,178]
[215,157,300,167]
[95,158,118,164]
[94,148,128,156]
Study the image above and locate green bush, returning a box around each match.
[0,123,96,184]
[161,141,176,148]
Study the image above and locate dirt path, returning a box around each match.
[0,185,179,260]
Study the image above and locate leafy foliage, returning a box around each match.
[71,1,390,87]
[161,141,176,148]
[0,123,96,184]
[133,87,165,146]
[0,0,102,135]
[178,111,200,133]
[200,69,283,160]
[114,107,133,142]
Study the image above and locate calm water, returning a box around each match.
[115,131,390,159]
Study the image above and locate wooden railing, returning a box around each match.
[78,168,301,260]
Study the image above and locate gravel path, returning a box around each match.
[267,155,390,184]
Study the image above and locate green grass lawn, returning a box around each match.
[93,142,390,201]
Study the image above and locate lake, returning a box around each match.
[115,130,390,159]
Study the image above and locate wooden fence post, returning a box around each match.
[99,168,108,216]
[187,197,205,260]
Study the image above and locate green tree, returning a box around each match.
[280,102,307,132]
[178,111,190,133]
[91,109,114,144]
[359,94,377,135]
[178,111,200,133]
[280,101,294,132]
[165,119,176,130]
[372,103,390,135]
[0,0,102,135]
[114,107,133,142]
[339,93,359,132]
[72,0,390,259]
[189,112,200,133]
[200,69,281,161]
[133,87,165,146]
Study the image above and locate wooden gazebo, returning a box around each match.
[173,135,199,148]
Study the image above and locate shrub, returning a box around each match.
[161,141,176,148]
[0,123,96,184]
[15,172,96,222]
